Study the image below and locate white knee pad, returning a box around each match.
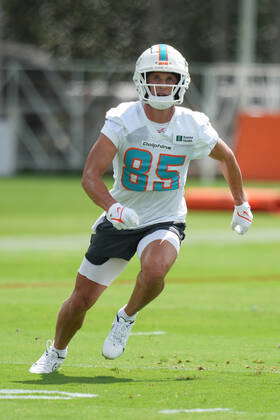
[137,229,181,259]
[78,257,128,287]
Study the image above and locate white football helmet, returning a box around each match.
[133,44,191,110]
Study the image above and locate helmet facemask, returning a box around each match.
[136,71,188,110]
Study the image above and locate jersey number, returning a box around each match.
[121,148,186,191]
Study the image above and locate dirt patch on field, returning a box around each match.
[115,274,280,285]
[165,274,280,284]
[1,274,279,289]
[0,281,71,289]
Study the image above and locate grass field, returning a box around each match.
[1,175,280,420]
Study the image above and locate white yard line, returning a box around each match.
[0,389,98,400]
[1,387,279,416]
[0,228,279,251]
[159,408,280,417]
[130,331,166,336]
[184,228,280,245]
[159,408,232,414]
[0,234,88,251]
[0,396,72,399]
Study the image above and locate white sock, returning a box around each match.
[118,306,137,321]
[52,345,68,358]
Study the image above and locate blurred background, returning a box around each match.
[0,0,279,184]
[1,3,280,409]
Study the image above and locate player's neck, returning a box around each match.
[143,104,175,123]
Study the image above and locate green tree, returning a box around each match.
[1,0,280,64]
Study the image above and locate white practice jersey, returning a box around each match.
[100,101,219,228]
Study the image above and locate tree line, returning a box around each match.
[1,0,280,64]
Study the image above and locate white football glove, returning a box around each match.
[231,201,253,235]
[106,202,139,230]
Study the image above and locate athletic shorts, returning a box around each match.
[85,217,185,265]
[78,217,185,286]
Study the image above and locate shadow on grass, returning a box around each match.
[14,373,196,386]
[14,374,133,385]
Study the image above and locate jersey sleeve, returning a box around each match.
[190,114,219,160]
[101,119,124,148]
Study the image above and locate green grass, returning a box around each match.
[1,175,280,419]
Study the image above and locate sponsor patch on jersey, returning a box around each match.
[174,135,194,144]
[142,141,172,151]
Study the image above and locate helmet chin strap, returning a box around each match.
[149,102,173,110]
[147,94,174,110]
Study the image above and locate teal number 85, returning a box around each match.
[121,148,186,191]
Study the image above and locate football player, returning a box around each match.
[29,44,253,373]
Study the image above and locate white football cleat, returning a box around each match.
[102,312,136,359]
[29,340,67,374]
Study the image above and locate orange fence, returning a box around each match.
[186,188,280,212]
[184,112,280,212]
[234,113,280,180]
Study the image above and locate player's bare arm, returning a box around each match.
[82,134,139,230]
[81,133,118,211]
[209,139,253,234]
[209,139,246,205]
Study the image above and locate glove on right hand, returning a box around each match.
[106,202,139,230]
[231,201,253,235]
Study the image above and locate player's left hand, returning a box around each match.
[231,201,253,235]
[106,202,139,230]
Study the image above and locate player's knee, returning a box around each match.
[141,260,169,283]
